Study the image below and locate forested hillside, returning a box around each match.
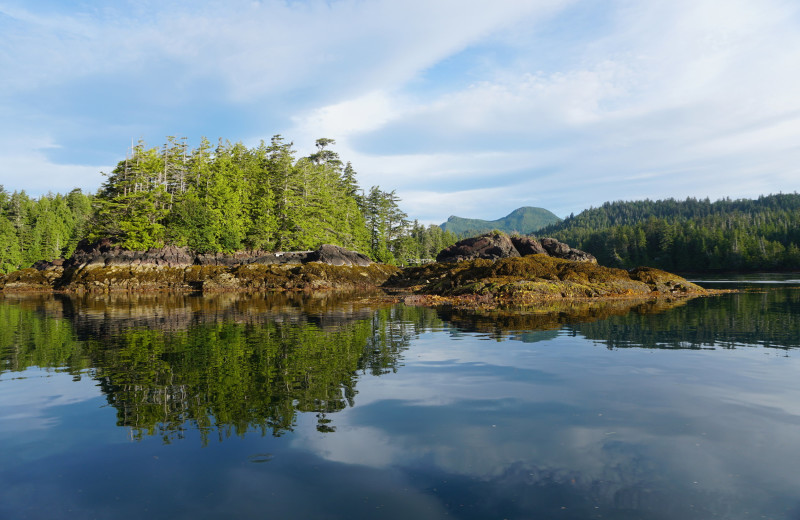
[441,206,561,236]
[0,136,457,274]
[540,194,800,271]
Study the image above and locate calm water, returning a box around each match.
[1,282,800,520]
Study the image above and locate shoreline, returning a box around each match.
[0,261,730,310]
[0,240,735,306]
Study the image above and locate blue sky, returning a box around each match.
[1,0,799,223]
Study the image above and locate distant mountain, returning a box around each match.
[440,207,562,236]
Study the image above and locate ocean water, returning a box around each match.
[1,283,799,519]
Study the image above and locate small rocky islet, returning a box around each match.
[0,232,708,304]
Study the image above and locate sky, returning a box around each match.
[1,0,799,223]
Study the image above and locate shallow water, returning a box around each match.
[1,283,799,519]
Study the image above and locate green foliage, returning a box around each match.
[0,299,91,373]
[0,187,93,274]
[0,135,442,272]
[363,187,406,264]
[540,194,800,272]
[441,206,562,236]
[88,136,373,255]
[398,220,458,265]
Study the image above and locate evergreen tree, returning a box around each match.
[540,194,800,271]
[90,143,169,249]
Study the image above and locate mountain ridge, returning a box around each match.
[440,206,562,236]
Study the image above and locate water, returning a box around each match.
[1,283,799,520]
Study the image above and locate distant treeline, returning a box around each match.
[0,188,93,273]
[0,136,458,274]
[541,194,800,271]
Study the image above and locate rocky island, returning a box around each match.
[387,232,706,305]
[0,232,708,304]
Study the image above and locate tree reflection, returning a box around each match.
[0,293,441,443]
[571,289,800,350]
[3,288,798,445]
[433,289,800,350]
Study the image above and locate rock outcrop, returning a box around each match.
[539,237,596,263]
[435,233,520,262]
[1,236,704,305]
[55,239,372,270]
[386,254,706,304]
[305,244,373,266]
[1,240,387,293]
[436,233,596,264]
[0,267,63,292]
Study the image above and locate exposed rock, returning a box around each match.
[510,235,547,256]
[59,239,373,270]
[436,233,520,262]
[32,258,64,270]
[539,237,596,263]
[437,232,596,264]
[627,266,702,294]
[193,250,310,266]
[64,239,194,269]
[539,237,571,257]
[386,254,707,303]
[0,268,60,292]
[46,262,398,293]
[306,244,373,266]
[2,239,385,293]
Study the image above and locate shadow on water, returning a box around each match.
[571,288,800,350]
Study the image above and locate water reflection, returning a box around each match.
[435,298,695,340]
[2,289,799,447]
[0,293,439,442]
[2,289,800,519]
[436,289,800,350]
[573,288,800,350]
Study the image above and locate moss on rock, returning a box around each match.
[385,254,706,303]
[46,262,399,293]
[0,268,59,292]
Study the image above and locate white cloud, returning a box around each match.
[0,0,567,100]
[294,423,402,468]
[0,135,108,195]
[280,0,800,220]
[289,90,405,149]
[0,368,100,434]
[1,0,799,216]
[0,0,571,192]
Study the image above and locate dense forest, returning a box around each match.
[0,188,93,273]
[0,136,458,274]
[540,194,800,272]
